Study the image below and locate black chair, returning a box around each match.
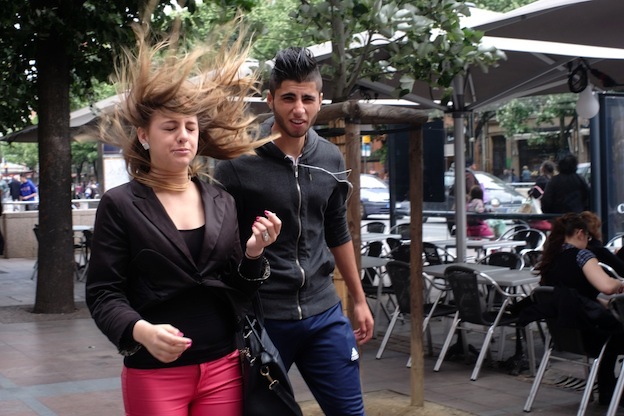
[362,221,386,233]
[375,261,456,361]
[522,249,543,269]
[390,243,411,263]
[523,286,611,415]
[478,251,524,270]
[390,223,410,240]
[433,265,534,381]
[386,237,402,254]
[361,242,394,321]
[599,262,623,279]
[606,233,624,252]
[503,228,546,256]
[607,295,624,416]
[422,242,455,266]
[497,223,530,241]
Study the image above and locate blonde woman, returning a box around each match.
[86,23,281,415]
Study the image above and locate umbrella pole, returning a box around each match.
[453,76,468,261]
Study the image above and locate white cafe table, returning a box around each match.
[484,268,540,291]
[361,233,402,244]
[427,238,525,252]
[426,238,526,259]
[422,263,539,290]
[422,262,508,278]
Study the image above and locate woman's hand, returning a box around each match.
[132,320,192,363]
[244,210,282,259]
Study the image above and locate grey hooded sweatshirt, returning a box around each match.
[213,117,353,320]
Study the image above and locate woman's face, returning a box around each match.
[137,110,199,173]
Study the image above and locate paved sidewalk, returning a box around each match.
[0,258,621,415]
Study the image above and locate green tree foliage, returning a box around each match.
[290,0,505,103]
[1,143,39,171]
[474,0,533,12]
[496,95,577,151]
[246,0,302,60]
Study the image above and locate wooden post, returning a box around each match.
[344,119,362,320]
[408,127,425,406]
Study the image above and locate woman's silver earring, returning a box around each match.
[141,142,150,150]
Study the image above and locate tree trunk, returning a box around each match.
[33,25,76,313]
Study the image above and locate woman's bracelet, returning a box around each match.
[244,250,262,260]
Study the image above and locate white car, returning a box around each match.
[359,174,409,219]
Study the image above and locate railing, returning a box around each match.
[2,198,100,212]
[422,210,561,222]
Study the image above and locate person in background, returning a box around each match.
[535,213,624,405]
[510,168,518,183]
[85,21,282,416]
[528,160,555,201]
[84,177,100,199]
[19,175,37,211]
[580,211,624,277]
[541,153,590,214]
[466,184,494,238]
[521,165,532,182]
[527,160,556,232]
[214,46,373,416]
[447,157,480,235]
[9,175,21,211]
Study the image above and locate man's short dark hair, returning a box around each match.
[541,160,555,175]
[269,47,322,94]
[557,154,578,174]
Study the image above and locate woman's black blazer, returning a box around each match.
[86,178,264,354]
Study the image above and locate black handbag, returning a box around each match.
[239,301,302,416]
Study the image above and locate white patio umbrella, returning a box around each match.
[320,2,624,259]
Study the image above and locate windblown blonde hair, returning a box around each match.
[100,20,264,191]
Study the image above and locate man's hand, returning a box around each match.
[352,300,374,344]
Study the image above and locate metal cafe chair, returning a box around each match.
[523,286,611,415]
[502,228,547,257]
[375,261,456,365]
[607,295,624,416]
[389,223,411,240]
[361,241,394,321]
[522,249,543,269]
[362,221,386,234]
[478,251,524,270]
[434,265,534,381]
[422,242,455,266]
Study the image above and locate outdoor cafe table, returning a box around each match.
[426,238,526,259]
[422,263,539,290]
[361,233,402,244]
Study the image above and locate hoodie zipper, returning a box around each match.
[292,162,305,320]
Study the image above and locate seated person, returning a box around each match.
[535,213,624,405]
[466,185,494,239]
[581,211,624,277]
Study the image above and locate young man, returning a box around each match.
[214,47,373,415]
[19,175,38,211]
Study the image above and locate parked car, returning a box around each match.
[423,169,526,213]
[576,162,591,185]
[359,174,409,219]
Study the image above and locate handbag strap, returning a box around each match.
[270,380,303,416]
